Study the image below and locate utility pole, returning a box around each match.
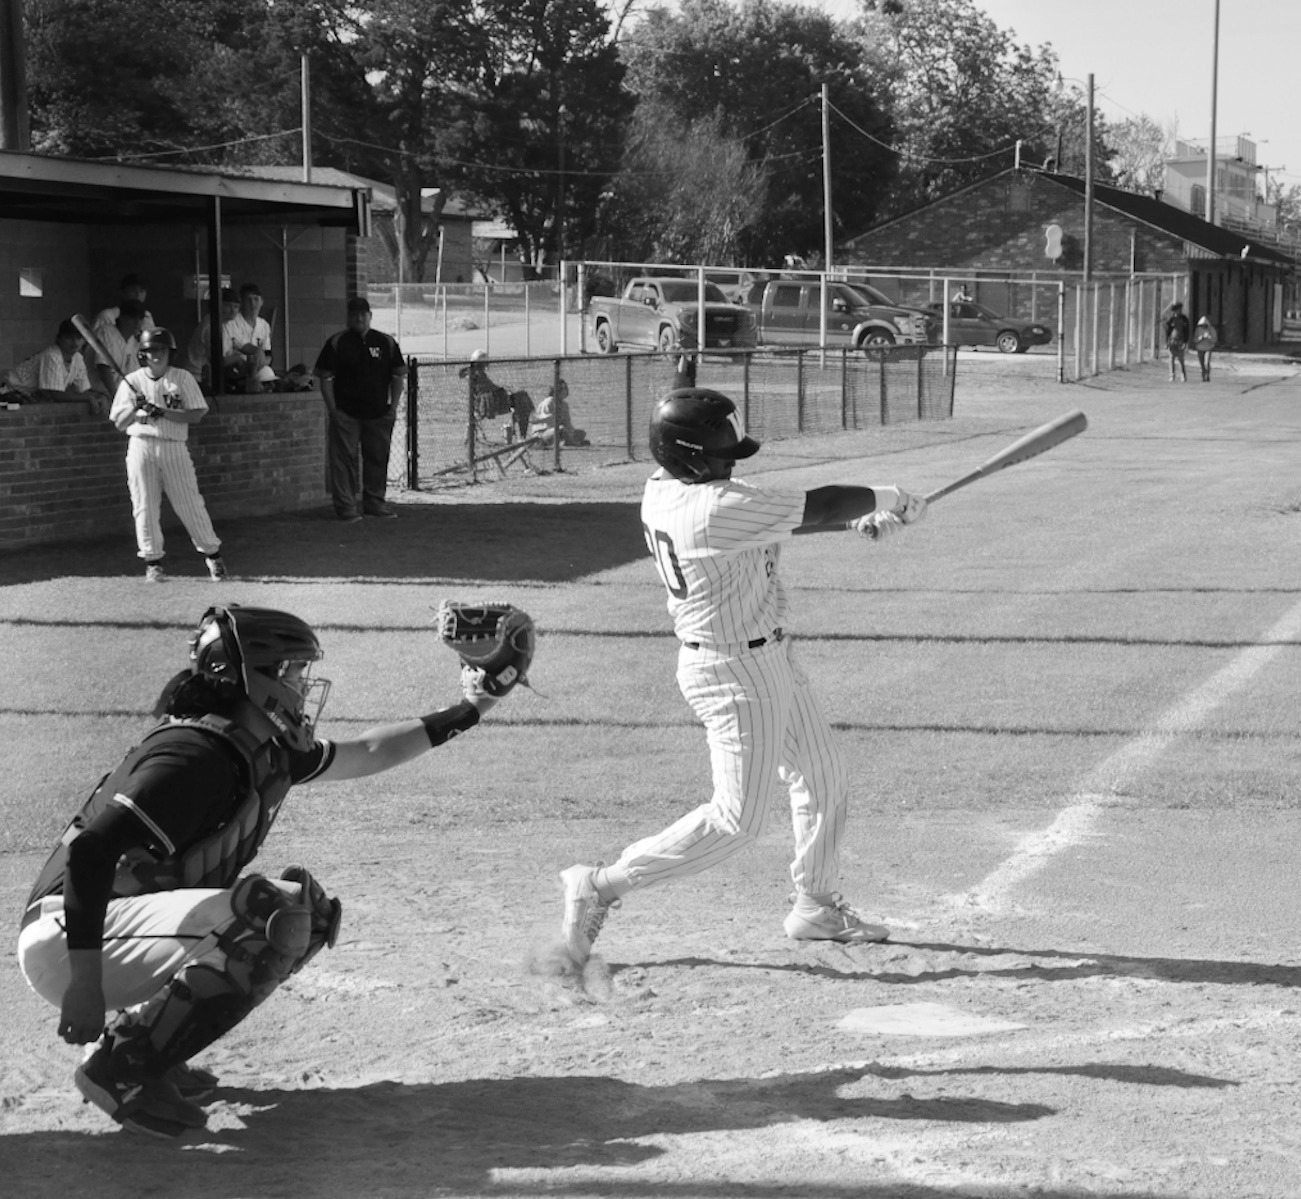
[1084,74,1094,283]
[821,83,833,273]
[301,54,312,183]
[1207,0,1220,225]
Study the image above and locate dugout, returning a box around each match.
[0,150,374,551]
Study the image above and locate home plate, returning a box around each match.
[838,1002,1028,1037]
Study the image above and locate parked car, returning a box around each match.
[925,300,1054,353]
[745,278,938,351]
[587,277,757,354]
[703,269,758,304]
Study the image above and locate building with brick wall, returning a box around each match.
[839,168,1297,347]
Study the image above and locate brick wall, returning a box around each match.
[842,171,1189,279]
[0,394,327,551]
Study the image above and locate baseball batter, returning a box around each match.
[560,386,926,966]
[16,602,531,1138]
[109,328,226,582]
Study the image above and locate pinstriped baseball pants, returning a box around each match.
[614,637,848,897]
[125,437,221,561]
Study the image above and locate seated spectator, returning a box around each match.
[528,378,588,447]
[86,300,147,396]
[5,318,107,413]
[458,348,533,437]
[93,273,156,337]
[184,287,243,390]
[224,282,275,392]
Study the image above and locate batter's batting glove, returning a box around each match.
[853,511,904,541]
[892,489,927,524]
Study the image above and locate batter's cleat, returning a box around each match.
[560,864,619,966]
[784,894,889,944]
[75,1045,209,1139]
[144,561,166,583]
[167,1061,220,1101]
[205,555,228,582]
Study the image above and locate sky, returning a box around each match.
[794,0,1301,195]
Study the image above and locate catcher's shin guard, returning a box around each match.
[102,872,337,1077]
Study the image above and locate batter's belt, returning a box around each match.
[681,628,783,652]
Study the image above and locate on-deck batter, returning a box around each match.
[559,386,927,965]
[109,328,227,583]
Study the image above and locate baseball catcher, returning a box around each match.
[16,600,531,1139]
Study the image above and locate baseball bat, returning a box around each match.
[71,312,143,401]
[795,408,1088,535]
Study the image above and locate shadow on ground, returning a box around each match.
[0,500,646,586]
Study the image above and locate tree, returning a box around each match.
[449,0,631,276]
[596,102,767,264]
[854,0,1111,213]
[1105,115,1174,197]
[618,0,895,264]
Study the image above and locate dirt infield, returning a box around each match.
[3,353,1301,1198]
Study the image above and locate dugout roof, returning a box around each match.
[0,150,370,230]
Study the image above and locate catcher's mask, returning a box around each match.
[649,387,760,483]
[136,327,177,368]
[190,605,330,752]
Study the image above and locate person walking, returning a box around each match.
[314,297,406,521]
[1165,302,1191,383]
[557,386,927,970]
[1192,315,1218,381]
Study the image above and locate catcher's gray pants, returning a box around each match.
[327,408,396,517]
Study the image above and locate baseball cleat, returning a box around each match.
[560,864,619,966]
[75,1045,209,1139]
[167,1061,220,1101]
[205,555,228,582]
[784,894,889,944]
[144,561,166,583]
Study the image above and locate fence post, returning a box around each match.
[405,356,419,490]
[916,346,924,420]
[483,284,491,358]
[842,347,849,430]
[551,357,562,471]
[625,353,634,459]
[1057,282,1065,383]
[742,351,752,433]
[796,350,805,433]
[467,360,479,483]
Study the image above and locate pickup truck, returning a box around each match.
[588,277,758,354]
[745,278,938,351]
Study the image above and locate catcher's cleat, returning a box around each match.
[560,864,619,966]
[167,1061,220,1101]
[75,1045,209,1139]
[784,894,889,944]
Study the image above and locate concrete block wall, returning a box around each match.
[0,394,327,551]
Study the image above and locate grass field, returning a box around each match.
[2,352,1300,1197]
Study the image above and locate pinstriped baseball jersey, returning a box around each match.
[110,367,208,443]
[640,469,805,647]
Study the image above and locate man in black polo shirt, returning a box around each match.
[314,296,407,521]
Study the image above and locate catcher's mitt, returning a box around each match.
[436,600,535,700]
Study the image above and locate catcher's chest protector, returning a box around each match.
[36,716,292,899]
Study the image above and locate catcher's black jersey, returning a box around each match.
[26,725,333,947]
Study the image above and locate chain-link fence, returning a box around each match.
[390,345,955,491]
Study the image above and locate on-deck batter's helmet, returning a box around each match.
[190,605,330,752]
[136,327,178,366]
[649,388,760,483]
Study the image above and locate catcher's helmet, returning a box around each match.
[649,388,760,483]
[190,605,329,752]
[136,327,177,365]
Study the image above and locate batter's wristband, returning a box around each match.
[420,701,480,747]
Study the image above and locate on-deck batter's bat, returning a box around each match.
[70,312,144,402]
[795,408,1088,536]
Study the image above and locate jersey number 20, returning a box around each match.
[643,524,688,599]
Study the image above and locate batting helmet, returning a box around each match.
[136,327,177,366]
[649,388,760,483]
[189,605,330,752]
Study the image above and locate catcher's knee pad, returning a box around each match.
[104,874,322,1075]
